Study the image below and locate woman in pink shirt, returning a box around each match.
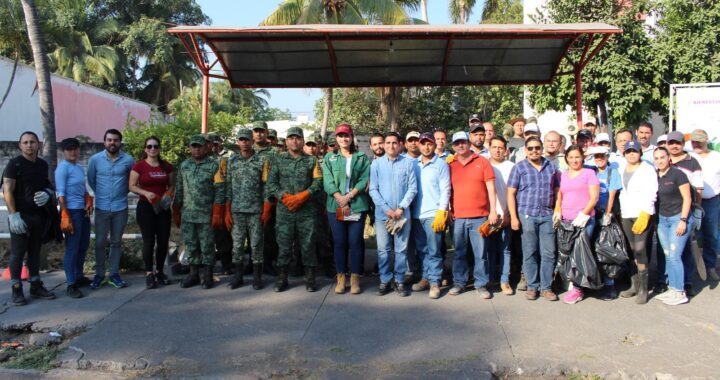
[555,144,599,304]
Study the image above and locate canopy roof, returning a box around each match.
[169,23,622,88]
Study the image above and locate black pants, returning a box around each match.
[9,211,44,282]
[621,217,653,267]
[136,200,171,273]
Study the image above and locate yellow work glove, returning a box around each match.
[431,210,448,233]
[445,154,455,164]
[632,211,650,235]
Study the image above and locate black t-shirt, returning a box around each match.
[657,166,689,217]
[1,155,52,213]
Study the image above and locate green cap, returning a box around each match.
[207,131,222,143]
[236,128,252,140]
[326,134,336,146]
[190,134,207,146]
[268,129,278,138]
[305,133,320,145]
[286,127,304,138]
[252,121,268,131]
[278,137,286,145]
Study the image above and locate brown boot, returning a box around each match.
[350,274,361,294]
[335,273,346,294]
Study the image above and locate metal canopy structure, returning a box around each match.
[169,23,622,132]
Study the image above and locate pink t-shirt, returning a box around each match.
[560,168,599,220]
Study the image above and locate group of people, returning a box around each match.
[3,115,718,307]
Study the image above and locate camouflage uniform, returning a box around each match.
[208,132,233,272]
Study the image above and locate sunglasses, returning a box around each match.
[146,144,159,149]
[526,146,542,151]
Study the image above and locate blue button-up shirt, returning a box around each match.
[87,150,134,211]
[412,155,450,220]
[369,154,417,222]
[507,158,559,217]
[55,160,86,209]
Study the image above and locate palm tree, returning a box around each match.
[261,0,420,136]
[420,0,428,22]
[449,0,477,24]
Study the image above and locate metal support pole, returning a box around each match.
[201,73,209,134]
[574,65,583,129]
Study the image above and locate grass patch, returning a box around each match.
[1,346,61,372]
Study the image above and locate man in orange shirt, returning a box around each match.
[448,132,498,299]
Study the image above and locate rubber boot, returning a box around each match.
[335,273,346,294]
[305,267,317,292]
[273,266,288,292]
[29,280,56,300]
[201,265,214,289]
[635,269,648,304]
[12,283,27,306]
[620,273,639,298]
[252,263,263,290]
[181,265,200,288]
[228,263,244,289]
[350,274,361,295]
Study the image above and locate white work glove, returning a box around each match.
[552,211,562,229]
[8,212,28,235]
[384,218,395,233]
[601,213,612,226]
[33,189,52,207]
[390,217,407,235]
[572,212,591,228]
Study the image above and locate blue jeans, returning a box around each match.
[94,208,129,276]
[519,214,556,291]
[375,218,410,284]
[701,196,719,269]
[328,212,366,275]
[657,214,693,291]
[487,226,511,283]
[64,209,91,285]
[452,217,489,288]
[412,218,443,285]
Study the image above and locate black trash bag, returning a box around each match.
[594,221,630,279]
[556,221,604,289]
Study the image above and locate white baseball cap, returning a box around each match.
[452,131,470,143]
[595,132,610,144]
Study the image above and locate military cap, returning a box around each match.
[278,137,286,145]
[305,134,320,145]
[252,121,268,131]
[207,131,222,143]
[236,128,252,140]
[286,126,304,138]
[326,135,337,146]
[190,134,207,146]
[268,129,278,138]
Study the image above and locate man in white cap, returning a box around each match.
[403,131,421,159]
[510,122,540,163]
[656,134,667,148]
[690,129,720,281]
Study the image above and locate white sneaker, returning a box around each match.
[654,289,673,301]
[707,268,720,282]
[662,290,688,306]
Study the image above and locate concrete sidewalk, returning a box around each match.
[2,268,719,379]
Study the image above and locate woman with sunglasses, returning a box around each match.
[129,136,175,289]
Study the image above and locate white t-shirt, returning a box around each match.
[691,150,720,198]
[491,160,515,216]
[344,156,352,194]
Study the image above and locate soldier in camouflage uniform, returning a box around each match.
[252,121,279,275]
[267,126,323,292]
[208,132,234,275]
[268,129,278,149]
[224,128,272,290]
[277,137,287,152]
[172,134,225,289]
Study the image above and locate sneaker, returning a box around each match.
[90,275,105,290]
[76,276,93,287]
[654,289,673,302]
[30,280,56,300]
[525,288,539,300]
[146,273,157,289]
[412,279,430,292]
[155,272,171,285]
[500,282,514,295]
[541,289,559,301]
[108,273,127,288]
[429,284,441,299]
[66,284,83,299]
[517,273,527,291]
[476,286,492,299]
[448,284,464,296]
[708,268,720,282]
[563,287,583,304]
[395,282,409,297]
[376,282,392,296]
[662,289,688,305]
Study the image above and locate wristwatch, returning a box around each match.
[680,217,688,222]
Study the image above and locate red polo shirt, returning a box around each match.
[450,153,495,218]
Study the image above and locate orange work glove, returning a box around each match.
[286,190,311,212]
[261,201,274,226]
[224,202,233,230]
[211,203,224,229]
[84,193,94,215]
[281,193,293,209]
[60,208,74,234]
[172,204,182,227]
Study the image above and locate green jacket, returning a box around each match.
[321,151,370,213]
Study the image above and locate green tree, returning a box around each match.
[313,88,381,134]
[449,0,476,24]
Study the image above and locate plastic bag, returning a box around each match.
[556,221,603,289]
[594,220,629,280]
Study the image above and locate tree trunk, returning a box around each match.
[20,0,56,176]
[379,87,402,132]
[0,53,19,111]
[421,0,429,22]
[320,88,333,138]
[598,96,609,133]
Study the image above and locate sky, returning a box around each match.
[194,0,485,121]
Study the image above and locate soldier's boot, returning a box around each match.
[201,265,214,289]
[273,267,289,292]
[29,280,56,300]
[252,263,263,290]
[620,273,639,298]
[228,263,244,290]
[181,265,200,288]
[635,270,649,305]
[12,283,27,306]
[305,267,317,292]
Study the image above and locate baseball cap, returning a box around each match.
[657,134,667,144]
[690,129,709,143]
[252,121,268,131]
[586,145,609,156]
[451,131,469,143]
[624,140,641,153]
[419,132,435,143]
[207,131,222,143]
[335,123,353,136]
[305,134,320,145]
[60,137,80,150]
[190,134,207,146]
[667,131,685,143]
[326,135,336,146]
[469,113,481,123]
[523,122,540,134]
[236,128,252,140]
[577,129,593,140]
[268,129,278,138]
[406,131,421,140]
[594,132,610,144]
[278,137,286,145]
[470,124,486,133]
[286,127,304,138]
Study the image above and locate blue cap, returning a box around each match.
[624,140,641,154]
[451,131,469,143]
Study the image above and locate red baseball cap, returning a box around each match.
[335,123,353,136]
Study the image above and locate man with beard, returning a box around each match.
[469,115,489,158]
[370,132,385,159]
